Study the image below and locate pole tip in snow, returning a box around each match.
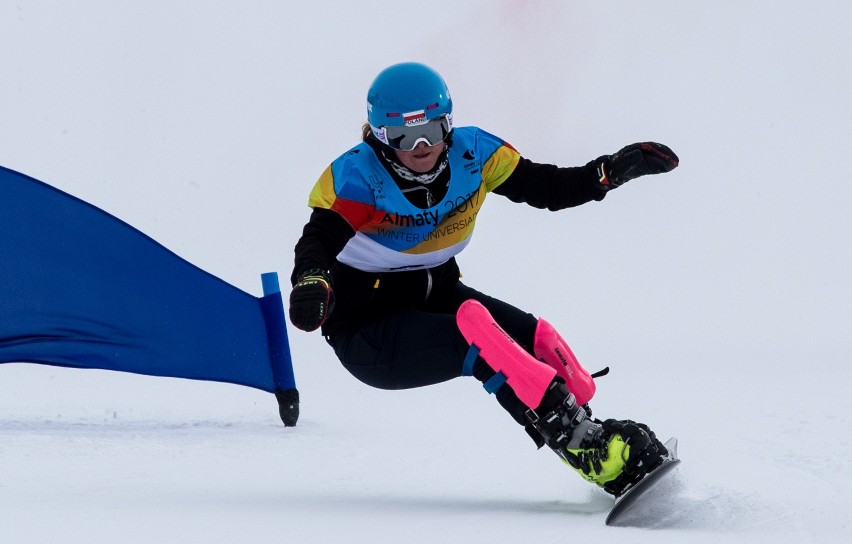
[275,387,299,427]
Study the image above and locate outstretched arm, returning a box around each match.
[494,142,679,210]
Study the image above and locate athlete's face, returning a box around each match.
[392,141,445,173]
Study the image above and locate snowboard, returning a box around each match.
[605,437,680,526]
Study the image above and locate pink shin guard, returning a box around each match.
[456,300,556,409]
[533,318,596,405]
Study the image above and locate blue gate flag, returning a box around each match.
[0,165,297,423]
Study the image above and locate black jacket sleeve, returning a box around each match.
[493,156,608,211]
[291,207,355,286]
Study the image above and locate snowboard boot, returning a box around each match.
[525,380,668,496]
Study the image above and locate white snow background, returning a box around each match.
[2,1,851,542]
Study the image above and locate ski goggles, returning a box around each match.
[371,114,452,151]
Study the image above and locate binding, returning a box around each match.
[524,380,606,470]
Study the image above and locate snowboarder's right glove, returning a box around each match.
[596,142,679,191]
[289,268,334,332]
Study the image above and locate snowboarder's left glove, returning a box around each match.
[289,269,334,332]
[596,142,679,191]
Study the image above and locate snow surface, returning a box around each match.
[2,1,851,542]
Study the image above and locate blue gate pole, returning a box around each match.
[260,272,299,426]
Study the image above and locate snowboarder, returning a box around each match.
[288,62,678,496]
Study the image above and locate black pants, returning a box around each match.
[325,282,538,425]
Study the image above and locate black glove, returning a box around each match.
[289,268,334,332]
[596,142,679,190]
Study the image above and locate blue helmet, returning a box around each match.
[367,63,453,146]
